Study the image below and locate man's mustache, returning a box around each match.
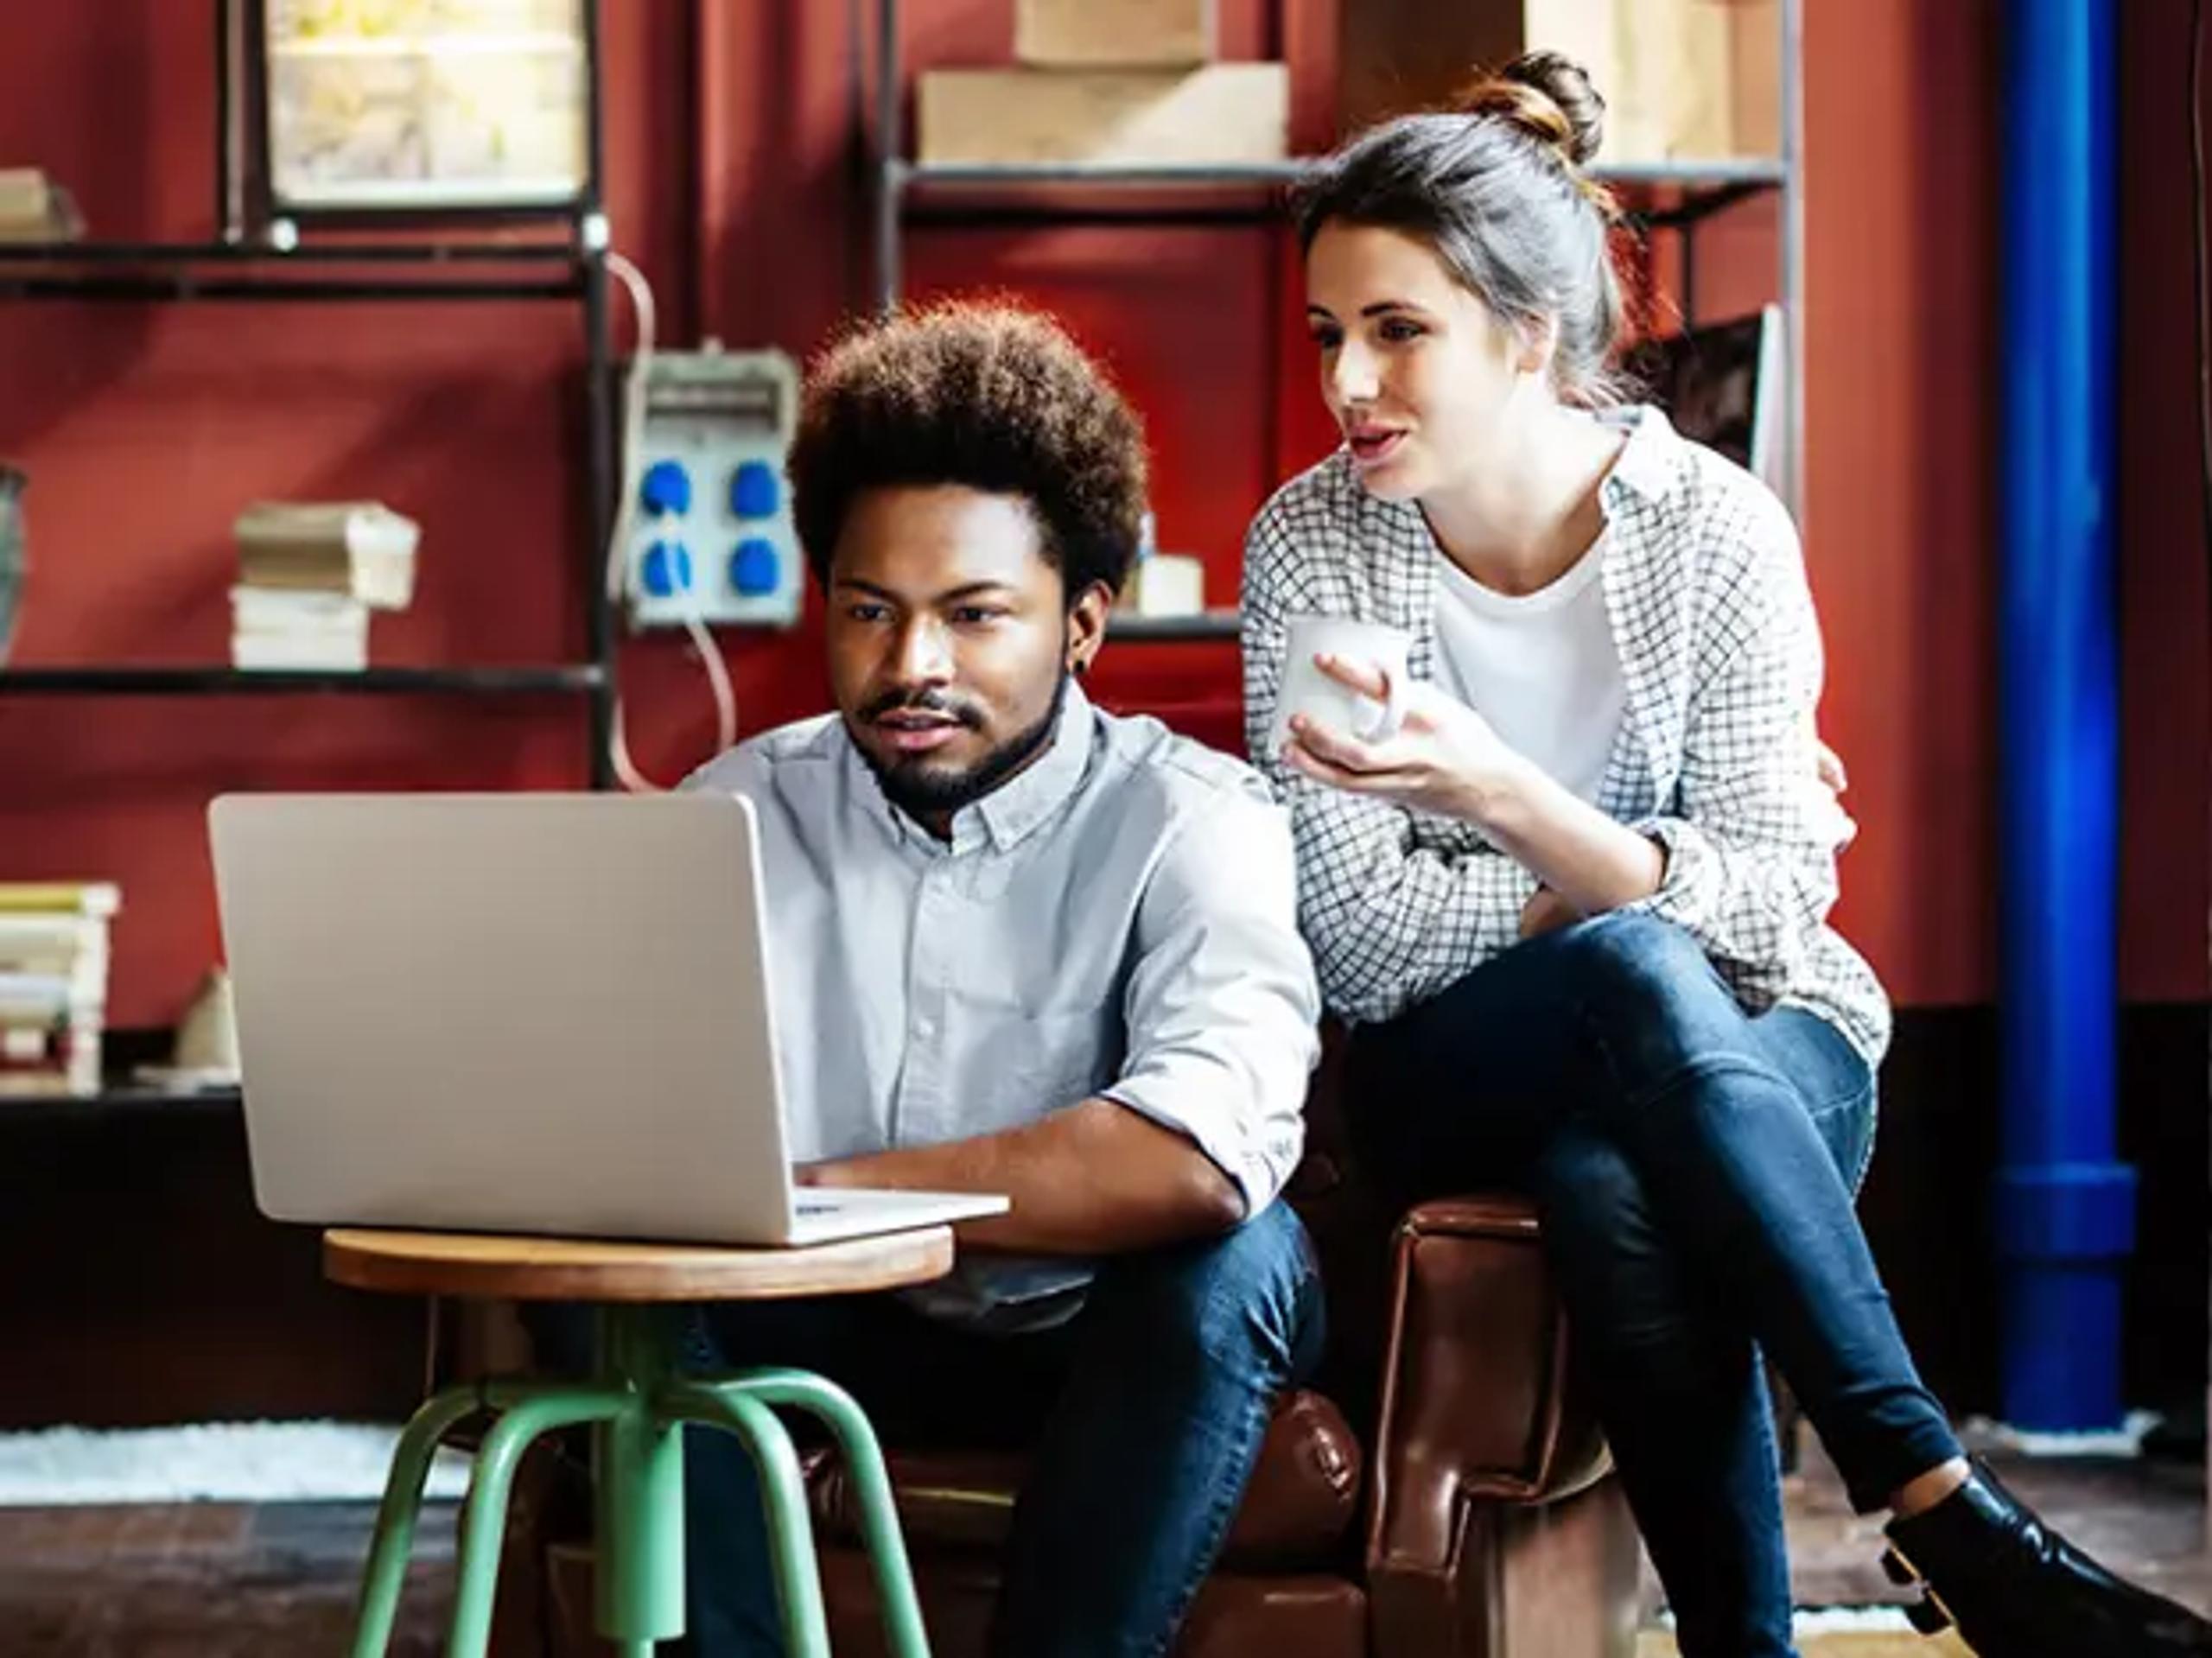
[858,688,985,728]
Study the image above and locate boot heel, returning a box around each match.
[1904,1595,1955,1635]
[1884,1457,2212,1655]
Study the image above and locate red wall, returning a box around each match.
[1796,0,2002,1008]
[2116,0,2212,1005]
[0,0,2203,1032]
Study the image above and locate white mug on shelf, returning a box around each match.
[1268,613,1413,758]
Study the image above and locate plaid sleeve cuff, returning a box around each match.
[1625,814,1715,931]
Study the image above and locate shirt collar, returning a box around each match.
[1597,404,1684,508]
[845,677,1097,857]
[970,677,1096,853]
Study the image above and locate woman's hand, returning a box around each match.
[1281,652,1530,826]
[1518,885,1582,939]
[1808,727,1858,850]
[1285,651,1663,916]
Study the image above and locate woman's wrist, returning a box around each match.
[1454,749,1543,832]
[1463,759,1666,911]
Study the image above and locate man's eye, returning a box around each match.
[1380,319,1425,343]
[950,607,1003,626]
[847,602,890,623]
[1309,327,1343,350]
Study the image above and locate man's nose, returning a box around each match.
[887,615,955,685]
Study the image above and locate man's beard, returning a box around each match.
[858,670,1070,823]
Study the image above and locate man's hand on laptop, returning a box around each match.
[795,1099,1243,1256]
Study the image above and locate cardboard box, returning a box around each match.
[1016,0,1214,68]
[1120,552,1207,617]
[1336,0,1778,163]
[919,63,1289,168]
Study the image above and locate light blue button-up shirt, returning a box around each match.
[684,682,1321,1320]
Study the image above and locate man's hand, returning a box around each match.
[797,1098,1243,1255]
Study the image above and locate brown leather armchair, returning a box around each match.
[498,1050,1643,1658]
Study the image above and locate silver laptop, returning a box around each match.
[207,792,1008,1247]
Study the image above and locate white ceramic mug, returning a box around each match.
[1268,613,1413,758]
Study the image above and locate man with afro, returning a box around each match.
[675,302,1322,1655]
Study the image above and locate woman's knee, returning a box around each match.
[1555,913,1717,1013]
[1547,913,1758,1084]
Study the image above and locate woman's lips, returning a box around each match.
[1347,428,1408,469]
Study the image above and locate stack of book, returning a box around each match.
[0,167,82,243]
[231,501,420,670]
[0,881,118,1098]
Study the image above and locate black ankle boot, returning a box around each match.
[1879,1458,2212,1655]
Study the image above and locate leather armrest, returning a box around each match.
[1363,1195,1611,1592]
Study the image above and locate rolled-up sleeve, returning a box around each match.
[1102,785,1321,1218]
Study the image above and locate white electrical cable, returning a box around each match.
[601,249,740,793]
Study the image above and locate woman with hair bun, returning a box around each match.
[1242,50,2211,1658]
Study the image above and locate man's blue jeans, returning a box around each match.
[535,1201,1321,1658]
[1346,912,1963,1658]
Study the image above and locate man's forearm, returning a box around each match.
[798,1097,1245,1255]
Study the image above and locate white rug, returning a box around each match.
[1655,1607,1919,1636]
[0,1420,474,1506]
[1957,1408,2162,1459]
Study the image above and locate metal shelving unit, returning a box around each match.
[1106,610,1242,642]
[0,664,606,696]
[0,22,620,784]
[0,8,622,1109]
[868,0,1808,517]
[3,1082,242,1122]
[0,238,590,302]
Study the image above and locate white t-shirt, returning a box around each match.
[1430,534,1626,804]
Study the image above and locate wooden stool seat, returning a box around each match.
[324,1224,955,1304]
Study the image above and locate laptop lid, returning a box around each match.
[208,791,801,1244]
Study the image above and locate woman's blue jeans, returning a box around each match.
[1346,911,1962,1658]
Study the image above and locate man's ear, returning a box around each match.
[1066,580,1112,677]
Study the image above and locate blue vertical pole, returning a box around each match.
[1996,0,2138,1431]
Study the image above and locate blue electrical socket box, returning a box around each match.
[623,345,803,629]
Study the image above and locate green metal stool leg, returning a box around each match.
[715,1369,931,1658]
[351,1382,486,1658]
[446,1388,627,1658]
[352,1388,486,1658]
[662,1380,834,1658]
[594,1307,689,1648]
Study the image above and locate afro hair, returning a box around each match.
[788,301,1150,600]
